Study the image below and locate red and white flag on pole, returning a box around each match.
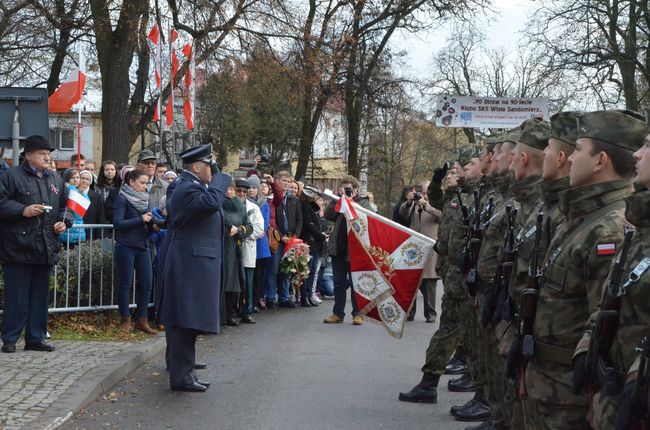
[181,42,194,129]
[66,188,90,217]
[325,190,435,338]
[148,23,162,122]
[166,28,178,126]
[48,47,86,113]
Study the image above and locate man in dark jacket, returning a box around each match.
[323,175,375,325]
[0,135,73,353]
[158,144,231,392]
[271,171,303,307]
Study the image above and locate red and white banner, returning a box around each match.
[148,23,162,123]
[48,48,86,113]
[325,191,435,338]
[181,42,194,130]
[166,28,178,126]
[66,188,90,217]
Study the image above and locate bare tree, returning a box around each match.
[525,0,650,110]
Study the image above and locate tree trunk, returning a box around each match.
[89,0,147,164]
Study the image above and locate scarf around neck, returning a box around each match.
[120,183,150,213]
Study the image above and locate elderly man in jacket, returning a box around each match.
[0,136,73,353]
[399,181,441,323]
[136,149,168,210]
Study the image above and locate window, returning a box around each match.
[48,128,75,150]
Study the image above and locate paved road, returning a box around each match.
[63,295,474,430]
[0,340,134,430]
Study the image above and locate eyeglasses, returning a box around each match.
[235,188,248,193]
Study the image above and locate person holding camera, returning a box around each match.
[399,181,441,323]
[113,169,158,335]
[323,176,375,325]
[0,136,73,353]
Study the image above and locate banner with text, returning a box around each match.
[435,95,549,128]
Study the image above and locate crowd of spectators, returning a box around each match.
[1,144,440,352]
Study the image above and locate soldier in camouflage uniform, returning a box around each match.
[451,133,516,429]
[519,112,579,429]
[494,118,549,430]
[399,145,481,404]
[524,110,644,430]
[573,123,650,429]
[450,137,500,424]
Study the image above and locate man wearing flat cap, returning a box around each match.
[157,143,231,392]
[136,149,168,210]
[0,135,74,353]
[520,110,646,429]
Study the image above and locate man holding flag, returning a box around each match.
[0,136,73,353]
[323,176,376,325]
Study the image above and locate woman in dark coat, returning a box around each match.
[112,169,157,335]
[299,186,327,307]
[221,183,253,326]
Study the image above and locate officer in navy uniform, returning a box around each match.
[158,144,231,392]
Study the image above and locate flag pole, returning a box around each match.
[77,44,83,172]
[169,23,175,163]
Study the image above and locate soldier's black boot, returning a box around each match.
[464,419,497,430]
[452,389,491,422]
[445,355,468,375]
[398,373,439,403]
[450,390,488,415]
[448,372,477,392]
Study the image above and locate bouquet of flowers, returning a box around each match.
[280,237,311,290]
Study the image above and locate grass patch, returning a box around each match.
[48,311,153,342]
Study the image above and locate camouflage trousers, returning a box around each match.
[525,399,589,430]
[421,267,470,377]
[589,390,616,429]
[465,290,487,389]
[492,321,526,430]
[482,325,507,428]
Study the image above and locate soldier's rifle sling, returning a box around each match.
[481,203,510,327]
[518,210,544,400]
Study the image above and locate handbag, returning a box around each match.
[268,226,282,254]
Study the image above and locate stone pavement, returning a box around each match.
[0,337,164,430]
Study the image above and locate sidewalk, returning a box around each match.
[0,336,165,430]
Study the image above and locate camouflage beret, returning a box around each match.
[502,127,521,145]
[576,110,649,152]
[456,144,481,166]
[550,111,581,146]
[517,118,550,151]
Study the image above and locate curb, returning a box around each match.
[29,336,166,430]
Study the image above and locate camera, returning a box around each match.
[413,192,422,201]
[344,187,353,197]
[148,217,165,229]
[42,205,53,213]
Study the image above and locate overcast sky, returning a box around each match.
[393,0,537,83]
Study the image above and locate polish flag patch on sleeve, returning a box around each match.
[596,243,616,256]
[451,202,458,209]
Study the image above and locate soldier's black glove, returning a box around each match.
[210,160,221,175]
[615,380,638,430]
[431,163,449,184]
[572,353,587,395]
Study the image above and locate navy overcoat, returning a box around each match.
[158,171,231,333]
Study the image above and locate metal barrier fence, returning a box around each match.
[0,224,151,314]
